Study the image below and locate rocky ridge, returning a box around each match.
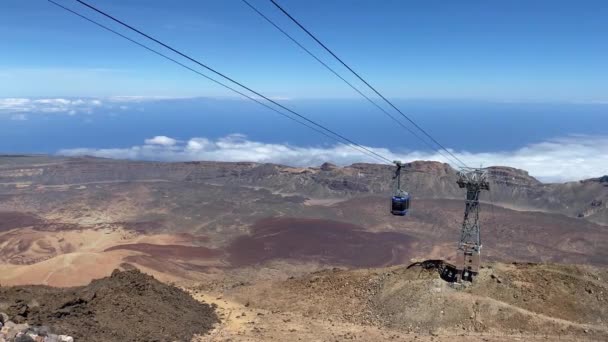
[1,155,606,224]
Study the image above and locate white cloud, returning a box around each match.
[144,136,178,146]
[57,134,608,183]
[0,97,107,115]
[0,96,217,116]
[186,138,211,151]
[0,98,30,110]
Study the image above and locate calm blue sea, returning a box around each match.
[1,98,606,154]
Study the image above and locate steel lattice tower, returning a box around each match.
[455,168,489,282]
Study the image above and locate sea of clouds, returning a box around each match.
[58,134,608,183]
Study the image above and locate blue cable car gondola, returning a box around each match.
[391,192,410,216]
[390,161,411,216]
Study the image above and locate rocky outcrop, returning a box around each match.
[487,166,541,187]
[0,313,74,342]
[320,162,337,171]
[584,175,608,184]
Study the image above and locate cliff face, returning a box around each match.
[487,166,541,187]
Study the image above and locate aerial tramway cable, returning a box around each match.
[269,0,471,170]
[241,0,462,168]
[68,0,393,165]
[47,0,393,165]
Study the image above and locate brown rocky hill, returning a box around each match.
[217,261,608,341]
[0,269,219,341]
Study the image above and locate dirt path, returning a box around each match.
[466,293,608,333]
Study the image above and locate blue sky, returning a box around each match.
[1,1,607,181]
[2,0,607,101]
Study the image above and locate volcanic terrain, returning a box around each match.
[0,155,607,341]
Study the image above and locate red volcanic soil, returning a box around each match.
[174,232,210,243]
[0,211,43,232]
[105,243,222,259]
[226,218,414,268]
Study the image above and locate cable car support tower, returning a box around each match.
[455,168,489,282]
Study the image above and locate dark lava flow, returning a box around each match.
[227,217,414,268]
[0,211,43,232]
[105,243,221,259]
[103,218,415,269]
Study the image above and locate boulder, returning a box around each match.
[14,333,35,342]
[43,335,60,342]
[1,322,30,340]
